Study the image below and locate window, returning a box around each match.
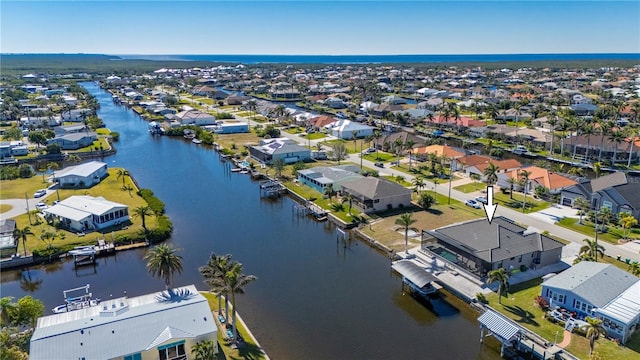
[158,342,186,360]
[558,294,565,303]
[124,354,141,360]
[601,200,612,210]
[518,255,523,263]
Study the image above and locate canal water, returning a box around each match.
[1,82,500,359]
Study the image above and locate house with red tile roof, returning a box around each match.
[497,166,577,194]
[411,145,465,162]
[454,155,522,176]
[307,115,337,131]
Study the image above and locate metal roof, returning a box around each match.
[392,260,438,288]
[54,161,106,179]
[478,309,520,342]
[30,285,216,360]
[598,281,640,325]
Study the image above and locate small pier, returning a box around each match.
[260,180,286,197]
[293,201,329,221]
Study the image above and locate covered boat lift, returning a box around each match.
[392,260,442,296]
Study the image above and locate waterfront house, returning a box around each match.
[540,262,640,344]
[175,110,217,126]
[60,108,91,122]
[0,219,17,258]
[421,217,565,278]
[339,177,412,213]
[374,132,426,152]
[208,121,249,134]
[29,285,218,360]
[497,166,577,195]
[42,195,129,232]
[559,172,640,220]
[456,155,522,177]
[47,132,97,150]
[249,138,311,164]
[410,144,464,163]
[51,161,108,188]
[297,165,362,193]
[53,124,90,136]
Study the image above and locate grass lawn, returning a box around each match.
[454,182,486,193]
[383,175,411,187]
[282,180,361,223]
[492,191,551,213]
[1,174,52,200]
[361,191,482,252]
[8,168,156,254]
[485,279,640,360]
[76,137,111,153]
[362,152,396,162]
[215,132,262,151]
[0,204,13,213]
[323,139,369,154]
[302,132,326,140]
[96,128,112,135]
[555,218,637,245]
[201,292,267,360]
[390,163,462,182]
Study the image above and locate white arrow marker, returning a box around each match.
[483,186,498,224]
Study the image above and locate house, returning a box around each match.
[43,195,129,232]
[175,110,217,126]
[54,124,90,136]
[208,121,249,134]
[325,97,347,109]
[61,108,91,122]
[570,103,599,116]
[297,165,362,193]
[0,219,17,257]
[325,119,374,139]
[421,217,565,278]
[497,166,577,194]
[540,262,640,344]
[249,138,311,164]
[456,155,522,177]
[51,161,108,188]
[373,132,426,152]
[48,132,97,150]
[411,144,465,162]
[29,285,218,360]
[307,115,337,131]
[560,172,640,219]
[339,177,412,213]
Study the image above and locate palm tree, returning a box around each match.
[626,126,638,167]
[226,262,257,341]
[592,162,602,178]
[372,130,382,159]
[323,186,336,204]
[608,130,626,167]
[395,212,417,255]
[547,116,557,157]
[271,157,285,178]
[191,340,216,360]
[507,177,518,200]
[0,296,15,327]
[581,317,607,355]
[45,162,59,183]
[581,123,595,162]
[573,197,591,225]
[597,120,614,162]
[556,120,569,157]
[619,214,638,239]
[342,192,354,215]
[404,139,415,170]
[144,244,183,290]
[628,262,640,276]
[13,226,34,257]
[579,238,605,262]
[351,130,359,152]
[246,99,257,120]
[487,268,509,304]
[411,176,425,194]
[483,162,500,185]
[116,168,130,187]
[199,252,233,321]
[519,170,532,212]
[133,205,153,230]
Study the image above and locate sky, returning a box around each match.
[1,1,639,55]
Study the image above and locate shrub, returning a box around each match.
[534,295,549,310]
[476,292,489,304]
[110,132,120,141]
[137,188,165,215]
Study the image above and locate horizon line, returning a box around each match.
[2,52,640,56]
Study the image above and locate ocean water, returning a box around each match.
[117,53,640,64]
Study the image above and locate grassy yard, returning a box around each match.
[492,191,551,213]
[390,163,462,182]
[1,174,52,200]
[201,292,267,360]
[0,204,13,213]
[7,168,156,254]
[454,182,487,193]
[555,217,638,245]
[282,180,362,223]
[302,132,326,140]
[323,139,370,154]
[214,132,262,151]
[361,151,396,162]
[383,175,412,187]
[485,279,640,360]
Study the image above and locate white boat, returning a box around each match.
[68,246,96,256]
[192,138,202,144]
[52,284,101,314]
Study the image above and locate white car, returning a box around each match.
[465,199,481,209]
[475,196,488,204]
[35,202,48,211]
[34,189,47,198]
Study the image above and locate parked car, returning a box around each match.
[34,189,46,198]
[374,162,384,168]
[35,202,48,211]
[432,130,444,137]
[475,196,488,204]
[465,199,481,209]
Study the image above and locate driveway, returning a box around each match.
[0,189,56,220]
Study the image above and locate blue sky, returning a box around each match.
[2,1,639,55]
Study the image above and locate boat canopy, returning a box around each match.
[478,309,520,342]
[391,260,438,288]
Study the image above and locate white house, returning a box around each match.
[51,161,108,188]
[175,110,217,126]
[43,195,129,232]
[249,138,311,164]
[324,119,374,139]
[29,285,218,360]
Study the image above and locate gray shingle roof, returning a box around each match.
[340,177,412,200]
[542,262,639,307]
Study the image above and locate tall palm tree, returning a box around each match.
[608,130,626,167]
[199,252,233,320]
[581,123,595,162]
[487,268,509,304]
[144,244,183,290]
[226,262,257,341]
[592,162,602,178]
[507,177,518,200]
[404,139,415,170]
[395,212,417,255]
[573,197,591,225]
[323,186,337,204]
[411,176,425,194]
[133,205,154,230]
[45,162,59,183]
[342,192,355,215]
[556,120,569,157]
[519,170,532,212]
[116,168,130,187]
[372,130,382,159]
[547,116,557,157]
[626,126,638,167]
[579,238,605,262]
[351,130,359,152]
[581,317,607,355]
[13,226,34,257]
[483,162,500,185]
[597,120,614,162]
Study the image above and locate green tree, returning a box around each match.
[628,262,640,276]
[573,197,591,225]
[144,244,184,290]
[226,262,257,341]
[483,162,500,185]
[581,317,607,355]
[116,168,130,186]
[412,176,425,194]
[395,212,417,255]
[507,177,518,200]
[199,252,233,321]
[28,131,47,149]
[608,130,626,167]
[2,127,23,141]
[45,162,59,182]
[619,213,638,239]
[18,164,33,179]
[0,297,16,327]
[191,340,216,360]
[342,192,354,215]
[578,238,605,262]
[487,268,510,304]
[417,192,435,210]
[13,226,33,257]
[133,205,154,230]
[519,170,532,212]
[271,157,285,178]
[323,186,337,204]
[15,295,43,329]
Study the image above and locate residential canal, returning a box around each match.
[1,82,501,360]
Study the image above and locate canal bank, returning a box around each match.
[1,82,502,360]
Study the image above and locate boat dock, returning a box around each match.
[259,180,286,197]
[293,201,329,221]
[68,240,116,267]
